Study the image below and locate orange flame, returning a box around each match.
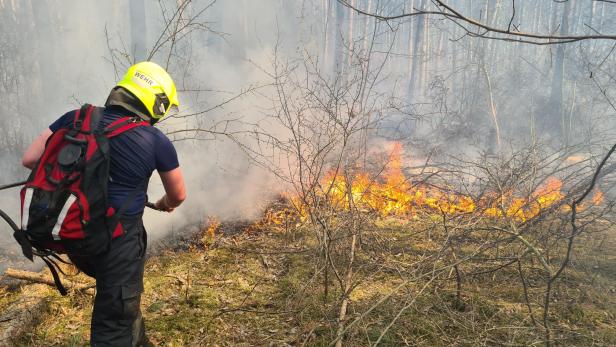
[296,143,603,222]
[592,190,604,205]
[201,217,220,246]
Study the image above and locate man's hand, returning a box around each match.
[154,196,175,213]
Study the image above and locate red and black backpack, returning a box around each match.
[14,104,148,294]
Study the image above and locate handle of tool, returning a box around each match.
[145,201,162,211]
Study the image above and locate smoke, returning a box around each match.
[1,0,616,258]
[141,0,307,237]
[0,0,311,251]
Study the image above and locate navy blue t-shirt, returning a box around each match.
[49,106,179,216]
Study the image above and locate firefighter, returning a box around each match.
[22,61,186,346]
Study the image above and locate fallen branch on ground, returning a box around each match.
[4,268,95,295]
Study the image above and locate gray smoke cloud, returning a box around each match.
[0,0,314,254]
[1,0,615,264]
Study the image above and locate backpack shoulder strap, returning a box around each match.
[71,104,105,134]
[72,104,92,132]
[88,107,104,134]
[103,117,149,138]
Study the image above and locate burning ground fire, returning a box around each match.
[297,143,604,223]
[204,143,604,237]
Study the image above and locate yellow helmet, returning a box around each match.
[115,61,179,122]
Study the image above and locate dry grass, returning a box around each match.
[5,218,616,346]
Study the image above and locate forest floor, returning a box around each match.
[3,218,616,346]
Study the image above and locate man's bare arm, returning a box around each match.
[154,167,186,212]
[22,129,52,169]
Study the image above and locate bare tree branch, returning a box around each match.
[338,0,616,45]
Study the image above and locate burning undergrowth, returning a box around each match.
[212,141,615,345]
[282,142,607,225]
[148,197,303,255]
[157,141,611,258]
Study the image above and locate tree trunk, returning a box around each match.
[481,62,501,152]
[335,0,346,75]
[545,0,573,142]
[347,0,355,68]
[130,0,147,62]
[409,0,426,101]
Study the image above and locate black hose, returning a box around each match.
[0,180,25,230]
[0,208,19,233]
[0,207,33,261]
[0,180,27,191]
[0,200,159,233]
[0,190,160,262]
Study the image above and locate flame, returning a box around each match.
[565,155,586,164]
[206,217,220,237]
[243,198,301,234]
[201,217,220,246]
[295,143,603,222]
[592,190,604,205]
[481,177,565,222]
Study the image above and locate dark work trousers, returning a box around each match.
[69,215,147,347]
